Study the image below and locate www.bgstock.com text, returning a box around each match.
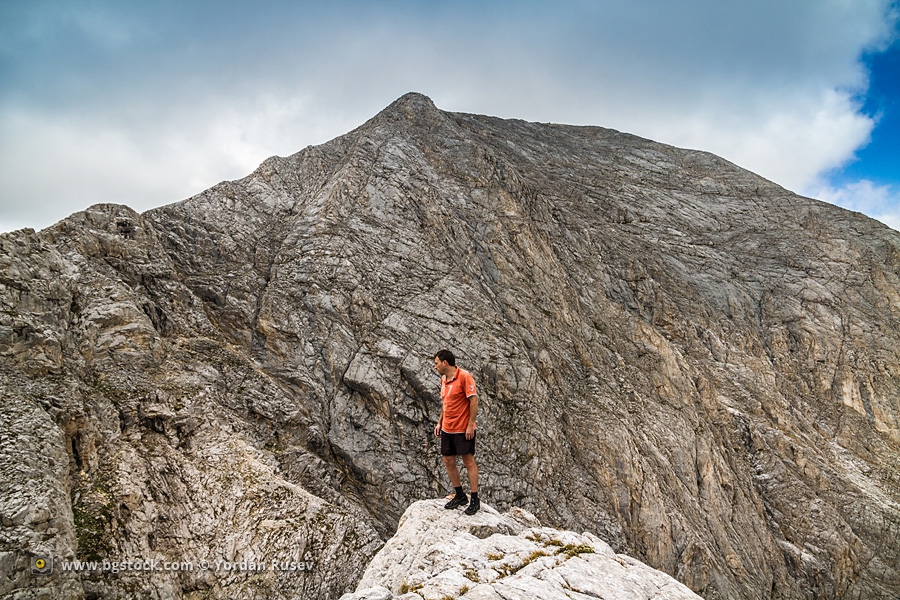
[34,558,314,574]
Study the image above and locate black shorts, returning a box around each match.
[440,430,476,457]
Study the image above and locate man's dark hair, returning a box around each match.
[434,349,456,366]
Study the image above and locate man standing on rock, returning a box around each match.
[433,349,480,515]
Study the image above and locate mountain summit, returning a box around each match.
[2,93,899,599]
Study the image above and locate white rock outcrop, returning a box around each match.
[342,499,702,600]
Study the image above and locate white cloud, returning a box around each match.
[0,94,364,232]
[634,89,875,193]
[805,179,900,231]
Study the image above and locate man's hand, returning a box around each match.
[434,423,442,437]
[465,422,475,440]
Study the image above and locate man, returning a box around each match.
[433,349,480,515]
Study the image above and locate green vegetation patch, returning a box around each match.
[557,543,595,557]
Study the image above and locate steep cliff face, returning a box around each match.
[2,92,899,599]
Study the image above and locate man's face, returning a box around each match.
[433,357,450,377]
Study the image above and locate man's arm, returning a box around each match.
[434,407,444,437]
[465,395,478,440]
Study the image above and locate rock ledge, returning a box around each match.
[342,499,702,600]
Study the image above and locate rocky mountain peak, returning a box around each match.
[362,91,448,133]
[386,91,439,113]
[1,94,899,599]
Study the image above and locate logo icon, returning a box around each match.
[31,556,53,574]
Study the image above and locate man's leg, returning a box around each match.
[443,455,462,488]
[443,454,468,509]
[460,454,478,493]
[461,454,480,514]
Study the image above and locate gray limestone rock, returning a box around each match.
[2,92,899,599]
[342,499,702,600]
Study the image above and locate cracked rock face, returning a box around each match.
[2,92,900,599]
[341,499,702,600]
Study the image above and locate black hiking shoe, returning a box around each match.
[464,496,480,515]
[444,494,468,510]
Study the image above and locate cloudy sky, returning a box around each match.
[1,0,898,233]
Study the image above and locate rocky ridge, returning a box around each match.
[341,499,702,600]
[1,92,899,599]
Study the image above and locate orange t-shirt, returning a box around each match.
[440,367,478,434]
